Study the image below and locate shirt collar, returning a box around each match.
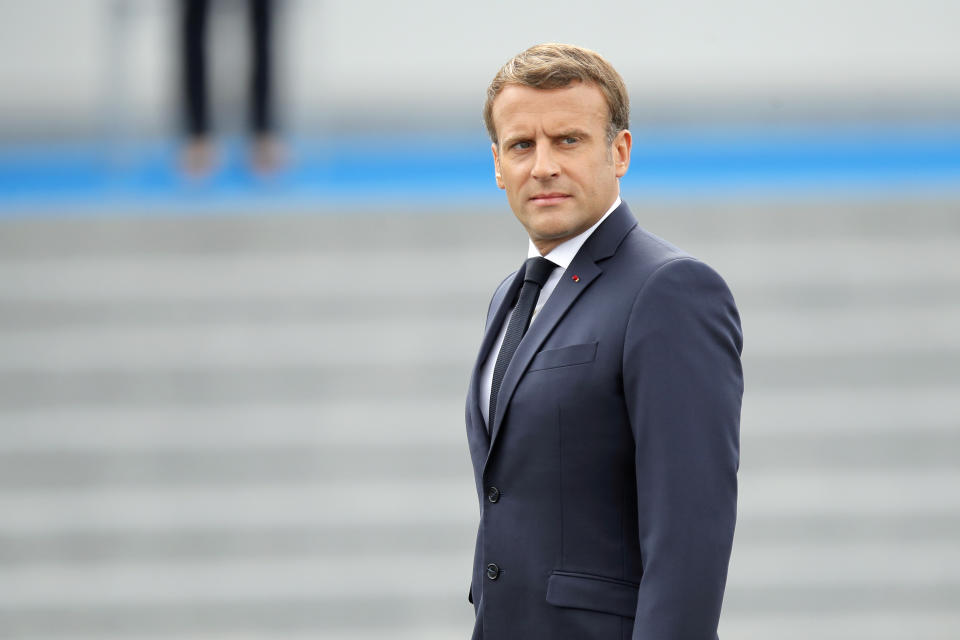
[526,196,622,268]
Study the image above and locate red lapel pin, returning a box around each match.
[571,275,580,282]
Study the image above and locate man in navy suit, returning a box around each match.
[464,44,744,639]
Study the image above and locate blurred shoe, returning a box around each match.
[181,137,217,179]
[250,134,286,175]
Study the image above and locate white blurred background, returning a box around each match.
[2,0,960,136]
[0,1,958,639]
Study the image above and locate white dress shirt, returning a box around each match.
[479,196,621,427]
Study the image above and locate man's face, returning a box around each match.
[491,81,631,255]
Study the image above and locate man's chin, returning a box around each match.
[522,202,574,223]
[526,225,580,249]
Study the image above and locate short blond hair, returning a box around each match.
[483,43,630,145]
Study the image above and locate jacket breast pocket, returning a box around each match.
[527,342,598,372]
[545,570,638,618]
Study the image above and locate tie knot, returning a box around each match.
[523,257,556,287]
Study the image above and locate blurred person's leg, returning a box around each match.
[249,0,284,173]
[181,0,216,176]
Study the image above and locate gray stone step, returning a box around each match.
[1,202,957,259]
[2,238,958,302]
[0,470,956,536]
[0,428,955,491]
[0,386,955,453]
[1,306,957,375]
[2,544,957,608]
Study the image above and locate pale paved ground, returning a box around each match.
[0,199,958,639]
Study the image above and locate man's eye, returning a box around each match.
[562,137,578,145]
[512,141,532,150]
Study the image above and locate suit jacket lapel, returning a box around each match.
[485,258,599,454]
[486,203,638,463]
[466,267,525,454]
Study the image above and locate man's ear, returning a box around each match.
[492,143,505,189]
[612,129,632,178]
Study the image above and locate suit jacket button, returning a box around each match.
[486,486,500,503]
[486,563,500,580]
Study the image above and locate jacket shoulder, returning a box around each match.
[612,225,736,304]
[614,225,697,284]
[620,224,691,265]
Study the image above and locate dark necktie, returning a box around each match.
[488,256,556,430]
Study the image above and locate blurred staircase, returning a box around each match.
[0,200,958,639]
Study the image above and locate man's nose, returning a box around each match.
[531,145,560,180]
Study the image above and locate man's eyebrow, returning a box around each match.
[551,129,590,139]
[500,134,531,148]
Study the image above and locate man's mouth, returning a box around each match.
[529,193,571,205]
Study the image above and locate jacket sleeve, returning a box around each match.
[622,257,744,639]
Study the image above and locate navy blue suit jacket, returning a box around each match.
[464,202,743,639]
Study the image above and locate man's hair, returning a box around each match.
[483,43,630,146]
